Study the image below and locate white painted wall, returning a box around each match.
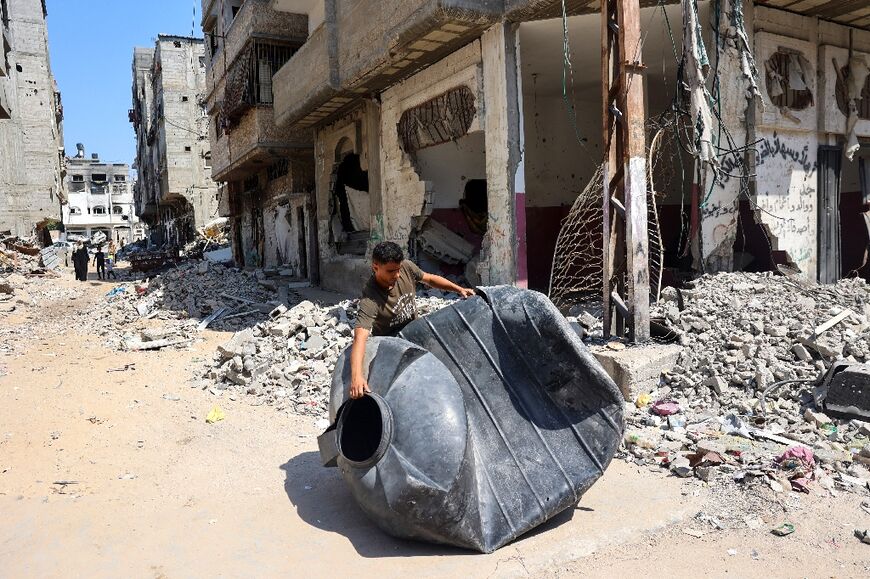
[414,131,486,209]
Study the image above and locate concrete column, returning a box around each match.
[481,23,524,287]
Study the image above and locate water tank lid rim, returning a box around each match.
[337,392,394,469]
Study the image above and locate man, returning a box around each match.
[349,241,474,399]
[93,246,106,280]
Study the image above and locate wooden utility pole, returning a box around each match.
[601,0,650,342]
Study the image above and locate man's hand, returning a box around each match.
[349,327,371,399]
[422,273,476,299]
[350,374,371,399]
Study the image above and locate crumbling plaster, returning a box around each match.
[314,103,380,294]
[701,5,825,278]
[379,40,484,248]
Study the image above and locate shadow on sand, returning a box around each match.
[279,451,578,558]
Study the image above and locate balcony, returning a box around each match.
[272,0,501,128]
[206,0,307,92]
[211,104,310,182]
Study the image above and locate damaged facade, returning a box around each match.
[0,0,66,237]
[62,146,144,244]
[204,0,870,298]
[130,35,219,248]
[200,0,316,280]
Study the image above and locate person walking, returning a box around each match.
[93,246,106,280]
[72,242,89,281]
[105,246,118,280]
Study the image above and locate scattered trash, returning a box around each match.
[162,393,181,401]
[651,400,680,416]
[105,286,126,299]
[854,529,870,545]
[107,363,135,373]
[205,406,225,424]
[635,393,651,408]
[771,523,795,536]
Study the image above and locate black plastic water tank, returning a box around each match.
[318,286,624,552]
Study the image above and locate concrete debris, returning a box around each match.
[75,260,278,350]
[0,235,59,275]
[618,272,870,498]
[193,290,457,417]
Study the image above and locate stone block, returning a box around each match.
[591,343,683,401]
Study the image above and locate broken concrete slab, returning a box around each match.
[217,329,256,359]
[591,342,682,401]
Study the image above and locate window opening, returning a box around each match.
[764,49,813,111]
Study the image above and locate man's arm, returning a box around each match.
[349,327,372,399]
[421,273,475,298]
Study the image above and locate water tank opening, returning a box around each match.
[339,396,383,463]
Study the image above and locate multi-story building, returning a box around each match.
[265,0,870,300]
[130,35,218,247]
[62,146,143,244]
[0,0,66,237]
[200,0,315,277]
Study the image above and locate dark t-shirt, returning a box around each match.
[355,260,424,336]
[95,251,105,265]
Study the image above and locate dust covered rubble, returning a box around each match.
[620,272,870,498]
[75,260,279,350]
[193,290,457,417]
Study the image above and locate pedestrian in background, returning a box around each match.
[72,242,89,281]
[105,246,118,280]
[93,245,106,280]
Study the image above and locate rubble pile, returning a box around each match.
[621,272,870,498]
[0,235,51,274]
[77,260,279,350]
[195,290,457,416]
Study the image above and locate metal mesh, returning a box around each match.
[548,114,683,314]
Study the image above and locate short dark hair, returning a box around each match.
[372,241,404,264]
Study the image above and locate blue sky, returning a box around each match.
[46,0,200,166]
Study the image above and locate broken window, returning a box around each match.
[91,173,107,182]
[113,175,125,182]
[69,207,81,215]
[112,206,123,215]
[185,146,192,152]
[764,49,813,111]
[398,87,476,153]
[93,206,106,215]
[182,95,189,102]
[222,42,296,120]
[268,158,289,182]
[72,174,84,182]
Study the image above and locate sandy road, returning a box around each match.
[0,273,868,578]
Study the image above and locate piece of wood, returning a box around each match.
[220,293,258,305]
[124,337,192,351]
[812,309,853,337]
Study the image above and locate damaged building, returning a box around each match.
[201,1,870,300]
[130,35,219,247]
[0,0,66,237]
[200,0,316,279]
[62,145,144,244]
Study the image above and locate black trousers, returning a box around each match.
[96,263,105,279]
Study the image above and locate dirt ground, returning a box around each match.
[1,270,869,578]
